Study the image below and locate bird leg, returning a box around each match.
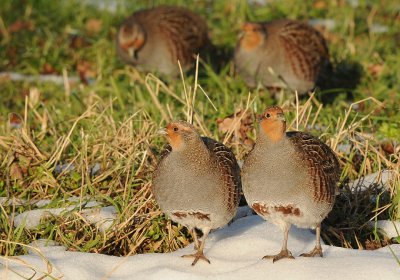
[300,223,323,257]
[181,228,211,266]
[262,224,294,263]
[190,228,201,250]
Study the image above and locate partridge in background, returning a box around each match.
[152,121,241,265]
[234,20,330,94]
[242,106,340,262]
[117,6,210,76]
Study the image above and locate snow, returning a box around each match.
[349,170,395,191]
[13,202,115,232]
[368,220,400,239]
[1,215,399,280]
[0,72,79,85]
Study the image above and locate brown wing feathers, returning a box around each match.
[202,137,241,212]
[287,132,340,204]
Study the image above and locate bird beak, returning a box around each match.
[157,128,168,135]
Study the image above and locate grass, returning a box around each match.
[0,0,399,260]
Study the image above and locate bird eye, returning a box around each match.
[265,113,271,118]
[173,127,179,132]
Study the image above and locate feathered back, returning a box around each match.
[270,20,329,82]
[123,6,210,66]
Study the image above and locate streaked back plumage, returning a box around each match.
[234,20,329,94]
[117,6,210,76]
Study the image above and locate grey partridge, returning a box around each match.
[234,20,330,94]
[152,121,241,265]
[117,6,210,76]
[242,106,340,262]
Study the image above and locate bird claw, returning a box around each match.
[181,252,210,266]
[300,246,323,258]
[262,249,295,263]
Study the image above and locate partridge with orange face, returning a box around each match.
[117,6,210,76]
[152,121,241,266]
[234,20,330,94]
[242,106,340,262]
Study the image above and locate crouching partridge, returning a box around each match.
[242,106,340,262]
[117,6,210,76]
[152,121,241,265]
[234,20,330,94]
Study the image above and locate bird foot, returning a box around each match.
[300,246,323,258]
[262,249,295,263]
[181,251,210,266]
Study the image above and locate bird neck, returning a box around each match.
[259,120,286,144]
[174,136,210,162]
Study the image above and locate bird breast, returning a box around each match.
[153,152,225,212]
[242,139,310,205]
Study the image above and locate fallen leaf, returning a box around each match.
[14,153,32,175]
[381,141,394,154]
[69,35,90,49]
[217,109,254,146]
[76,60,96,84]
[85,19,102,35]
[9,112,23,129]
[10,162,23,181]
[313,0,327,9]
[367,64,385,78]
[8,20,34,33]
[6,46,17,66]
[41,63,57,75]
[365,239,387,250]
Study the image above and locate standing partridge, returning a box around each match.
[152,121,241,266]
[234,20,330,94]
[242,106,340,262]
[117,6,210,76]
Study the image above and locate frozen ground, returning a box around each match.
[1,215,399,280]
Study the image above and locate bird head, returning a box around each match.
[118,22,145,60]
[259,106,286,143]
[238,22,265,51]
[158,121,198,151]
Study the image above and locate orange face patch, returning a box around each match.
[239,23,264,51]
[120,37,144,52]
[165,123,184,150]
[260,106,286,143]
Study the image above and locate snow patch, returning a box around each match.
[1,216,399,280]
[349,170,395,191]
[368,220,400,239]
